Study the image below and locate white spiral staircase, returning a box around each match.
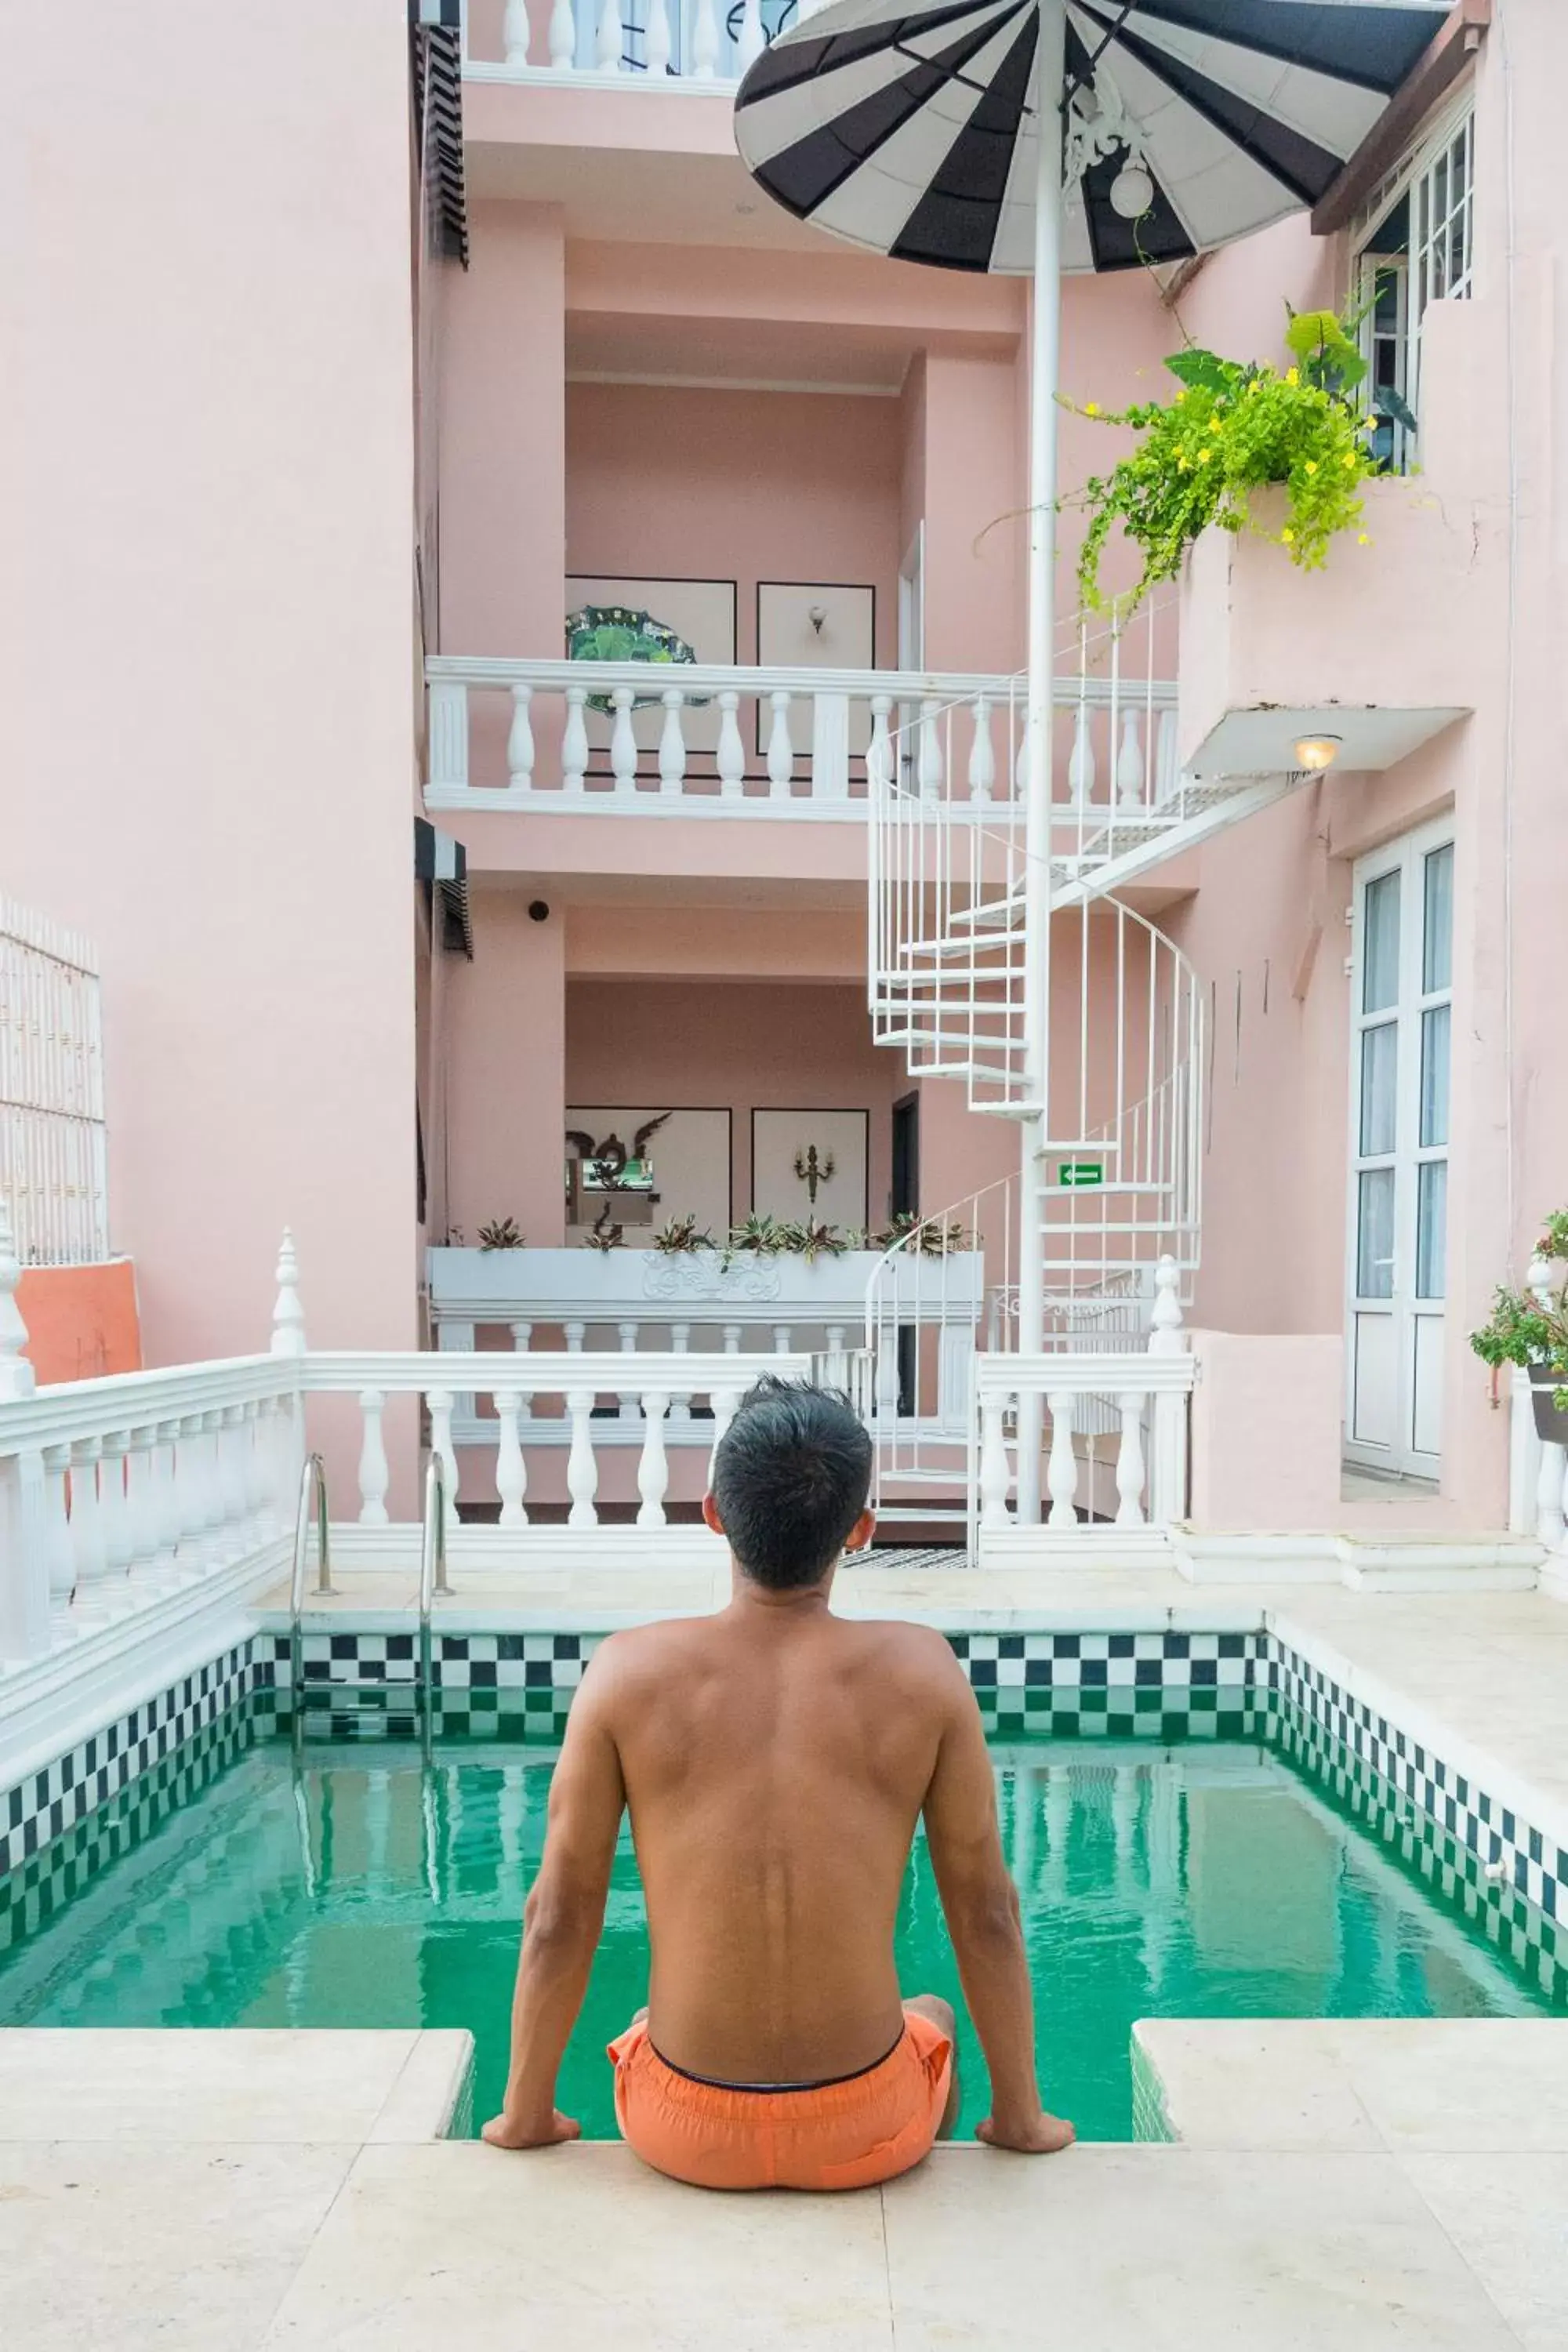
[863,605,1304,1530]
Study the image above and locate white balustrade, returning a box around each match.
[423,659,1176,819]
[357,1390,390,1526]
[503,0,532,66]
[637,1392,670,1526]
[495,1390,528,1526]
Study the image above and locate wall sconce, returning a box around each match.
[808,603,828,637]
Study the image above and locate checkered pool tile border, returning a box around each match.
[4,1624,1568,2011]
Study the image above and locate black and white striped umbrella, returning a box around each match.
[735,0,1453,276]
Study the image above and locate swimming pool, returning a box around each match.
[0,1700,1544,2141]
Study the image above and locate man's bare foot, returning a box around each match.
[481,2108,582,2151]
[976,2110,1076,2154]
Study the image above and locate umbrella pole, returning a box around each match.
[1014,0,1065,1525]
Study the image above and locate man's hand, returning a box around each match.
[977,2109,1076,2154]
[481,2107,582,2151]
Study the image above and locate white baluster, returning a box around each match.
[156,1417,184,1564]
[566,1388,599,1526]
[637,1392,670,1527]
[99,1430,133,1577]
[561,686,590,793]
[717,691,745,798]
[969,697,996,804]
[126,1425,162,1573]
[221,1406,251,1537]
[1115,1393,1148,1526]
[691,0,720,78]
[772,1324,793,1356]
[0,1199,34,1400]
[721,1323,742,1355]
[918,699,944,801]
[42,1443,74,1601]
[735,0,764,68]
[875,1337,900,1426]
[509,1323,534,1423]
[177,1412,209,1564]
[979,1391,1013,1530]
[609,687,638,790]
[644,0,671,73]
[243,1401,268,1523]
[426,1389,459,1536]
[200,1410,228,1559]
[1149,1255,1185,1355]
[358,1390,390,1526]
[507,684,535,792]
[1068,704,1096,804]
[1047,1394,1078,1526]
[659,689,687,796]
[1116,710,1145,808]
[670,1323,691,1424]
[824,1325,848,1386]
[867,694,893,795]
[495,1390,528,1528]
[767,692,793,799]
[708,1385,742,1483]
[1156,706,1180,804]
[548,0,575,68]
[595,0,624,69]
[503,0,532,65]
[271,1228,306,1357]
[564,1319,586,1353]
[71,1436,107,1588]
[618,1321,640,1422]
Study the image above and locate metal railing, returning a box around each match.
[289,1450,330,1700]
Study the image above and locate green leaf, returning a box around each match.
[1163,348,1234,396]
[1374,386,1419,435]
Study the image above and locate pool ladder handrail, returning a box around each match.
[419,1454,451,1702]
[289,1452,330,1709]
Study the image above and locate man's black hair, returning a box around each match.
[710,1375,873,1589]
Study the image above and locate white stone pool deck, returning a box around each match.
[8,1562,1568,2346]
[6,2020,1568,2349]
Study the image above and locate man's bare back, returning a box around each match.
[482,1377,1073,2179]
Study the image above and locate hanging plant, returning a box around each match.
[1066,301,1414,619]
[565,605,702,716]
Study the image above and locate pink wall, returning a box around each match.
[567,383,902,667]
[565,980,898,1230]
[445,887,568,1247]
[2,0,418,1368]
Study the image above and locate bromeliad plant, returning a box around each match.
[1470,1211,1568,1411]
[652,1215,716,1255]
[1069,300,1414,618]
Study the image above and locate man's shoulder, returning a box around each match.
[837,1616,967,1686]
[585,1616,713,1682]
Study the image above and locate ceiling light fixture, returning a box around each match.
[1109,161,1154,220]
[1294,734,1343,772]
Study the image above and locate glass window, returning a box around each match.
[1420,1004,1451,1149]
[1422,844,1454,993]
[1360,1022,1399,1157]
[1417,1160,1448,1300]
[1362,872,1401,1012]
[1357,1167,1396,1300]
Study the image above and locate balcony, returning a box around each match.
[424,656,1179,822]
[463,0,784,90]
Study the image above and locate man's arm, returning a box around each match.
[921,1655,1074,2154]
[481,1646,627,2151]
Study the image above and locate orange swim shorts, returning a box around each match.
[607,2007,953,2191]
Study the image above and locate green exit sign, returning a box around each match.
[1058,1160,1104,1188]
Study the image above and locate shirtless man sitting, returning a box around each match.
[482,1376,1075,2189]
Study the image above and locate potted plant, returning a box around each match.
[775,1218,850,1265]
[1470,1213,1568,1444]
[1068,299,1411,619]
[652,1215,715,1255]
[477,1217,525,1252]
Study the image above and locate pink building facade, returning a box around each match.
[5,0,1562,1547]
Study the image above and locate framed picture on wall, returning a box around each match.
[754,582,877,760]
[566,576,739,771]
[566,1106,733,1243]
[751,1109,870,1231]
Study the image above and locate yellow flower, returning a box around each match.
[1279,527,1294,544]
[1197,447,1212,463]
[1285,366,1299,387]
[1177,456,1189,470]
[1173,389,1185,403]
[1343,451,1356,467]
[1357,532,1373,546]
[1362,416,1377,430]
[1084,401,1101,416]
[1304,459,1318,475]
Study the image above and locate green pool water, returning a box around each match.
[0,1723,1541,2140]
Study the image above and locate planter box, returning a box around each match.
[1530,1372,1568,1449]
[426,1247,985,1327]
[1176,481,1483,782]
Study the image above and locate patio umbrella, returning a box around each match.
[734,0,1452,1369]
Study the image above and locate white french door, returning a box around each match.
[1345,823,1454,1477]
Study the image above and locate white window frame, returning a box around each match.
[1345,818,1455,1480]
[1352,93,1475,476]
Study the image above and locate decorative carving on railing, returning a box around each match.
[640,1251,782,1303]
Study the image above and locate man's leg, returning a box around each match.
[905,1993,960,2139]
